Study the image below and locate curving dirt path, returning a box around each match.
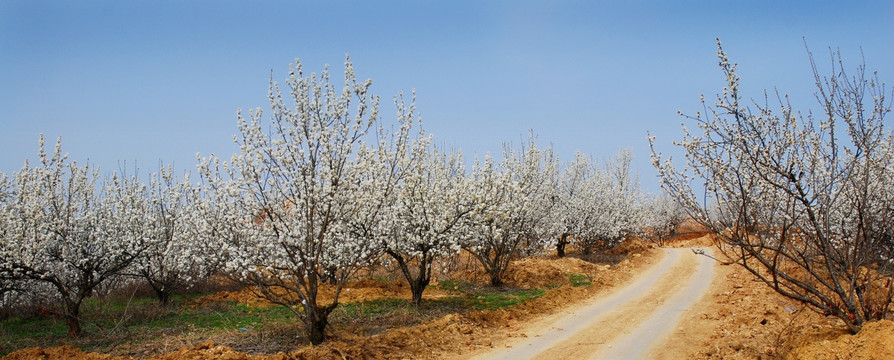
[474,248,715,360]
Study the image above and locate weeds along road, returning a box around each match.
[478,248,715,360]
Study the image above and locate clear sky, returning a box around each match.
[2,1,892,192]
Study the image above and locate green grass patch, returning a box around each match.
[334,298,411,318]
[139,302,295,330]
[0,297,297,357]
[567,273,592,287]
[460,288,545,310]
[1,281,551,356]
[0,315,69,341]
[436,278,476,292]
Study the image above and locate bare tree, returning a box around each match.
[650,39,894,333]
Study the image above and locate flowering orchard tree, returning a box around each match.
[650,40,894,333]
[379,144,474,305]
[124,166,218,304]
[641,194,689,247]
[197,57,415,345]
[0,136,147,335]
[553,152,593,257]
[574,150,644,254]
[0,172,19,301]
[462,137,559,287]
[553,150,644,255]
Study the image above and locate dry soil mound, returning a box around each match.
[504,257,605,288]
[785,320,894,360]
[2,345,129,360]
[606,237,654,255]
[191,278,457,309]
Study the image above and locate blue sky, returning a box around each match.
[2,1,892,192]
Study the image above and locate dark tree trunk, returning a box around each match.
[556,233,570,258]
[147,278,173,305]
[464,245,509,288]
[304,302,335,345]
[387,249,433,307]
[489,271,505,288]
[63,300,82,336]
[155,288,171,305]
[409,277,430,306]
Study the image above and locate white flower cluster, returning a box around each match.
[457,135,563,286]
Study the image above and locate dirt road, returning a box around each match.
[475,248,715,360]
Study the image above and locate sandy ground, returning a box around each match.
[470,248,714,360]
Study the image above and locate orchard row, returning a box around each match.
[0,58,684,342]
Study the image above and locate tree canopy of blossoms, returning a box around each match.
[196,57,417,344]
[641,194,689,247]
[0,136,148,335]
[554,150,645,256]
[462,136,559,287]
[379,144,473,305]
[122,166,220,304]
[0,55,667,344]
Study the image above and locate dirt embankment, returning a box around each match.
[656,235,894,360]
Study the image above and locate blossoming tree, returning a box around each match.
[123,166,219,304]
[0,136,147,335]
[462,137,559,287]
[197,57,415,344]
[379,143,474,305]
[641,194,689,247]
[573,150,644,254]
[553,152,593,257]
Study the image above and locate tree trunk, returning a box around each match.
[64,301,82,336]
[488,266,505,287]
[147,279,172,305]
[410,277,429,306]
[556,233,570,258]
[304,303,334,345]
[156,289,171,305]
[388,250,433,307]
